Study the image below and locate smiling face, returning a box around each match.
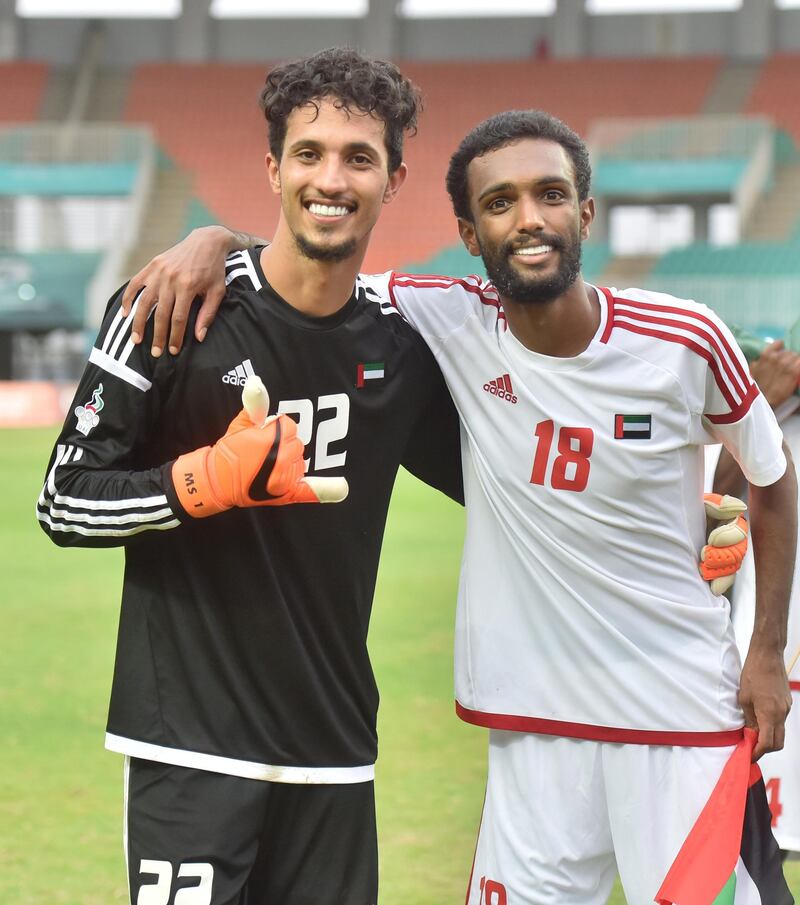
[266,97,407,264]
[458,138,594,305]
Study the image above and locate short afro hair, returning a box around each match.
[446,110,592,221]
[259,47,421,174]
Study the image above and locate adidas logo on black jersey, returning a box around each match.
[483,373,517,404]
[222,359,256,386]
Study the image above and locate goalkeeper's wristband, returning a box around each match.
[172,445,228,518]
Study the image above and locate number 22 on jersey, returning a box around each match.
[278,393,350,472]
[530,420,594,493]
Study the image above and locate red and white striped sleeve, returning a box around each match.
[358,271,502,342]
[607,289,786,487]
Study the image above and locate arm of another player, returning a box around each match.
[739,453,797,760]
[715,340,800,499]
[699,312,798,759]
[121,225,263,357]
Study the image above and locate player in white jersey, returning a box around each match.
[714,340,800,856]
[118,109,791,903]
[418,111,794,904]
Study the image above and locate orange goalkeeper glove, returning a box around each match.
[172,377,348,518]
[700,492,749,595]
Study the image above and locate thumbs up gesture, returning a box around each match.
[172,375,349,518]
[241,376,349,504]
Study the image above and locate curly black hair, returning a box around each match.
[259,47,421,174]
[446,110,592,221]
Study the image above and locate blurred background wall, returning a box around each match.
[2,0,799,420]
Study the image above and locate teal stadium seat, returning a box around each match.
[0,252,102,330]
[654,241,800,278]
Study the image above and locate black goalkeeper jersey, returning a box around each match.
[38,248,463,781]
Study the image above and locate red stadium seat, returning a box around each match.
[125,58,722,272]
[0,61,49,121]
[747,53,800,147]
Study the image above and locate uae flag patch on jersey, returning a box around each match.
[614,413,651,440]
[356,362,385,388]
[656,729,792,905]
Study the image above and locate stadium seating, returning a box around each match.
[654,241,800,278]
[123,58,721,274]
[0,62,48,122]
[748,54,800,148]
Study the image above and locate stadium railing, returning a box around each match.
[587,116,775,232]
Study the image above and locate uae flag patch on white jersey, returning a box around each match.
[356,362,385,388]
[614,414,652,439]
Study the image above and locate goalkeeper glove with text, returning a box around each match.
[172,377,348,517]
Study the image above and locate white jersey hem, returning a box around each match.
[105,733,375,784]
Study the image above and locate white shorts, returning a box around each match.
[465,730,735,905]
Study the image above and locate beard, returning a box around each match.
[479,230,582,305]
[295,232,358,263]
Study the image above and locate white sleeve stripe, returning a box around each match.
[225,266,247,285]
[224,248,263,290]
[38,503,174,525]
[225,265,252,287]
[89,347,152,391]
[103,292,143,357]
[44,443,71,496]
[99,292,156,365]
[41,445,169,512]
[244,253,262,290]
[46,491,169,511]
[119,336,137,366]
[107,307,134,359]
[101,306,127,354]
[224,249,248,269]
[37,513,180,537]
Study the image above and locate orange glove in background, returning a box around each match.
[701,492,749,596]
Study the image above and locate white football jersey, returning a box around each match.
[363,273,786,744]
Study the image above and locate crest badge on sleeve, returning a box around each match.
[74,383,105,436]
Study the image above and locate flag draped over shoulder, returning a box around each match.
[656,729,792,905]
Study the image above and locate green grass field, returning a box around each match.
[3,428,798,904]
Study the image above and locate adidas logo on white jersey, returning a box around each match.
[222,359,256,386]
[483,373,518,404]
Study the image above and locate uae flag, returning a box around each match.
[356,361,385,388]
[656,729,792,905]
[614,413,652,439]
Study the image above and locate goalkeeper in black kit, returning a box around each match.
[37,49,463,905]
